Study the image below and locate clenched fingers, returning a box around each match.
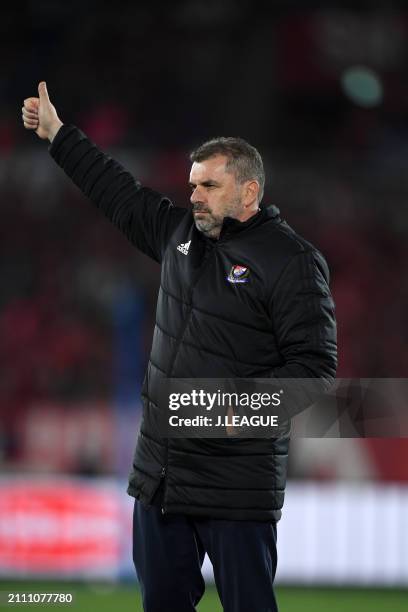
[24,97,39,110]
[22,107,38,120]
[22,105,38,129]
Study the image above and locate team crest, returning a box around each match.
[227,264,250,284]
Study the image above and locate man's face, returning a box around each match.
[189,155,244,239]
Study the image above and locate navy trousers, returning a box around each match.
[133,499,278,612]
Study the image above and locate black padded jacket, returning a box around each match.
[49,125,337,522]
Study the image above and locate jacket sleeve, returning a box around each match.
[49,124,186,263]
[268,249,338,416]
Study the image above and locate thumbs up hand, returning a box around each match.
[22,81,63,142]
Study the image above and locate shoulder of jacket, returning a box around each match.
[254,219,330,288]
[248,218,320,268]
[268,220,319,256]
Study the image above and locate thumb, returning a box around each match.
[38,81,50,103]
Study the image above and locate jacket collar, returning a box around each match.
[219,204,281,238]
[193,205,281,244]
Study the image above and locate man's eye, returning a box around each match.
[190,184,217,190]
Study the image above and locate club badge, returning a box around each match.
[227,264,250,284]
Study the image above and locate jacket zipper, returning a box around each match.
[167,240,217,376]
[160,467,166,514]
[161,240,217,515]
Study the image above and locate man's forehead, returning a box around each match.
[189,155,230,181]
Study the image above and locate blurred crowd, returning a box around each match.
[1,2,407,479]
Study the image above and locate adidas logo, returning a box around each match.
[177,240,191,255]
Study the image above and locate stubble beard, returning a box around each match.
[193,194,243,240]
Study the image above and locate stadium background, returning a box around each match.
[1,1,407,610]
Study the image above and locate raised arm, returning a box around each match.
[22,82,186,262]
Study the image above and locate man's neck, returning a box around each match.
[236,205,260,224]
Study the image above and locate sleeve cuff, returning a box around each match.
[48,124,79,157]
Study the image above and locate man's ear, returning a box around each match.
[243,180,260,207]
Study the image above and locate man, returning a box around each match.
[22,82,337,612]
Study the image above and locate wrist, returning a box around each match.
[48,120,63,143]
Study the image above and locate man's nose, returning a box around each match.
[190,187,205,204]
